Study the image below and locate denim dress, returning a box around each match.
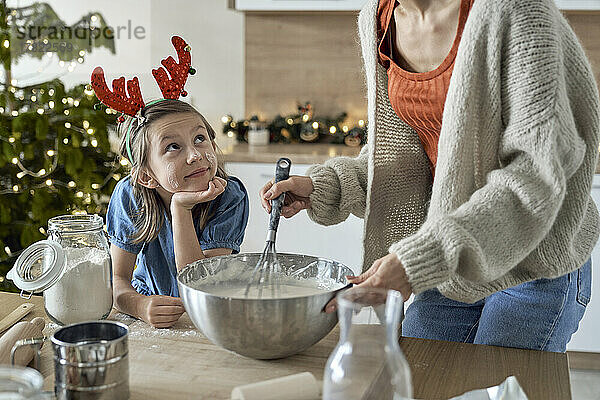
[106,175,249,297]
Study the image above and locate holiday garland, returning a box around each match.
[222,102,367,147]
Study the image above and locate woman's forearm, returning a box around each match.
[171,206,205,271]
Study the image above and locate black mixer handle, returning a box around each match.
[268,157,292,233]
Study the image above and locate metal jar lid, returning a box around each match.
[7,239,66,299]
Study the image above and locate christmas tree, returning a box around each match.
[0,1,126,292]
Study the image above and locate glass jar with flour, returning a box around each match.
[8,214,113,325]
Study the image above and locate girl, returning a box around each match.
[107,99,249,328]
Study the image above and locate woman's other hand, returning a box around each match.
[171,177,227,211]
[348,253,413,300]
[139,295,185,328]
[324,253,413,314]
[259,175,314,218]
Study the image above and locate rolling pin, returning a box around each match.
[0,317,46,366]
[231,372,321,400]
[0,303,34,334]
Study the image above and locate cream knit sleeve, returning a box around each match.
[389,0,598,294]
[305,144,369,226]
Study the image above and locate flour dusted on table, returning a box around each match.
[44,247,113,325]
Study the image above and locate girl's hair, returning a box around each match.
[117,99,228,244]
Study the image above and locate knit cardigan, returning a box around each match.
[306,0,600,303]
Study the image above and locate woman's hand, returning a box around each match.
[171,177,227,211]
[259,175,314,218]
[324,253,413,313]
[138,295,185,328]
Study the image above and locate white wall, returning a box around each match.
[8,0,244,136]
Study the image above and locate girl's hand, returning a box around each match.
[139,295,185,328]
[171,177,227,211]
[324,253,413,313]
[259,175,314,218]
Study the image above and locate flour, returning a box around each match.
[190,275,342,299]
[44,247,113,325]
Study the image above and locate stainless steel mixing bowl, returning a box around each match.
[177,253,354,359]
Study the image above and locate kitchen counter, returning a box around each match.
[220,143,600,174]
[1,292,571,399]
[219,142,362,164]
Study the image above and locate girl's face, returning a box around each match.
[140,112,218,194]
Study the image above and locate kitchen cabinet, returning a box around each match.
[567,174,600,353]
[226,161,364,275]
[232,0,600,11]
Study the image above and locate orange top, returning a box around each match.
[377,0,474,177]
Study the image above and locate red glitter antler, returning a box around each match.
[90,67,145,117]
[152,36,192,99]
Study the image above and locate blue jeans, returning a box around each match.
[402,259,592,352]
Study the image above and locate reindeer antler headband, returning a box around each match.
[90,35,196,161]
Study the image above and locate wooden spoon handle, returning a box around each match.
[0,303,35,335]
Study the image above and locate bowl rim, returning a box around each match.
[176,252,354,300]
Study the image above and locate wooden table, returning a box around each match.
[1,292,571,399]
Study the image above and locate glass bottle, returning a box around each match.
[323,287,412,400]
[0,365,53,399]
[8,214,113,326]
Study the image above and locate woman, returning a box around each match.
[260,0,599,352]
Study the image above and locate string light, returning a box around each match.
[91,139,98,147]
[87,128,94,135]
[91,183,100,190]
[11,111,18,116]
[329,126,337,134]
[312,122,319,129]
[45,179,53,186]
[342,125,349,133]
[47,150,55,156]
[120,159,129,166]
[16,172,25,179]
[37,108,44,115]
[76,191,84,198]
[63,138,69,144]
[358,119,365,128]
[2,39,9,48]
[8,137,15,143]
[82,120,90,129]
[68,181,76,188]
[286,118,293,125]
[31,95,37,102]
[49,101,55,108]
[38,169,46,175]
[302,114,309,122]
[64,110,70,116]
[49,89,55,96]
[64,122,71,128]
[221,116,230,124]
[11,158,18,164]
[12,186,18,192]
[73,100,80,107]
